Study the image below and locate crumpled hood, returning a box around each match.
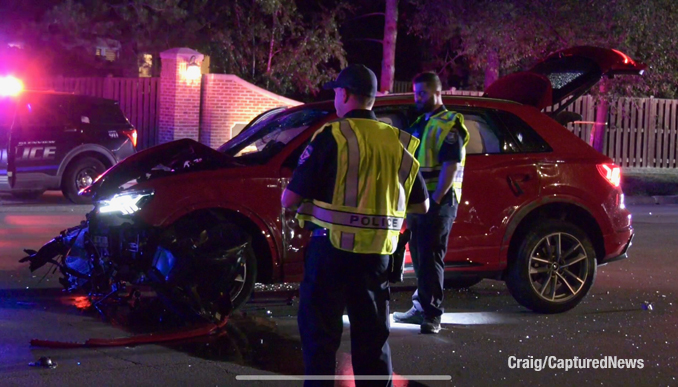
[81,138,243,200]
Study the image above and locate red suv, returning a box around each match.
[80,47,643,313]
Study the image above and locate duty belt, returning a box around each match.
[311,228,329,237]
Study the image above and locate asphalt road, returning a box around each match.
[0,199,676,386]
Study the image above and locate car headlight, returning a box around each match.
[98,189,154,215]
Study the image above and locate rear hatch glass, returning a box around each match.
[71,100,131,127]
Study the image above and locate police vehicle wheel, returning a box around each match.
[10,190,45,200]
[505,220,597,314]
[62,157,106,204]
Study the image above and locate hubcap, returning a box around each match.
[528,232,589,303]
[75,168,97,190]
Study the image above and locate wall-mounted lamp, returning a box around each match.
[185,55,202,80]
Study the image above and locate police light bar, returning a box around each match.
[0,76,24,97]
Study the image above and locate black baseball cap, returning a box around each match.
[323,64,377,98]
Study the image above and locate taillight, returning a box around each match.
[122,129,137,148]
[597,163,621,187]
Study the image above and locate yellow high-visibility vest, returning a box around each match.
[413,110,469,201]
[296,118,420,254]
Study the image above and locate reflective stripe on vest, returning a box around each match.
[298,203,404,230]
[295,118,420,254]
[415,110,469,200]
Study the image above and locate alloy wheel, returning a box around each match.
[527,232,590,303]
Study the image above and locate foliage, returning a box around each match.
[14,0,347,95]
[407,0,678,98]
[203,0,348,95]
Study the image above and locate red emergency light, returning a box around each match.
[0,76,24,97]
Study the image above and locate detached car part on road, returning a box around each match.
[1,90,137,203]
[21,47,643,316]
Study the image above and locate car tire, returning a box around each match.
[506,220,597,314]
[10,190,45,200]
[62,157,106,204]
[230,242,257,310]
[444,277,482,289]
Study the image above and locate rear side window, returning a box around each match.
[495,111,551,153]
[17,95,70,128]
[72,101,129,126]
[459,113,505,155]
[376,105,517,155]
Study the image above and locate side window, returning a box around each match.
[18,96,69,129]
[461,113,505,155]
[374,106,417,131]
[72,101,129,126]
[494,111,552,153]
[283,139,310,169]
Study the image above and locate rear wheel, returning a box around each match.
[62,157,106,204]
[506,220,597,314]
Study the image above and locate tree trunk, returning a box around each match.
[484,49,499,90]
[267,12,277,74]
[591,82,608,152]
[380,0,398,93]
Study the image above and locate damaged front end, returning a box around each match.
[20,139,254,324]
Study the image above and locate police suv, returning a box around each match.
[1,87,137,203]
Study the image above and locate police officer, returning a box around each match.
[393,72,469,334]
[281,64,429,386]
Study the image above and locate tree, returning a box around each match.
[380,0,398,93]
[408,0,678,98]
[204,0,348,95]
[17,0,348,95]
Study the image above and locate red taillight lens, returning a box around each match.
[597,163,621,187]
[122,129,137,148]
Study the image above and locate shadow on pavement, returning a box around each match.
[0,285,306,376]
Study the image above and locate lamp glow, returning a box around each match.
[185,56,201,81]
[0,76,24,97]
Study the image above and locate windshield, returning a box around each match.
[219,108,331,164]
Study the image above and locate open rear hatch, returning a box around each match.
[484,46,647,114]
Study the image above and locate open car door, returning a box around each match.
[484,46,647,114]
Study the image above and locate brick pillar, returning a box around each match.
[158,48,204,144]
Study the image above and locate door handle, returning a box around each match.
[507,174,528,196]
[509,173,530,183]
[64,128,78,133]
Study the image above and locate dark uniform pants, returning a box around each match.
[298,235,393,387]
[407,200,457,317]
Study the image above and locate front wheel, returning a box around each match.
[62,157,107,204]
[506,220,597,314]
[229,243,257,310]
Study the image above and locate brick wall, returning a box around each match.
[159,55,202,143]
[200,74,302,149]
